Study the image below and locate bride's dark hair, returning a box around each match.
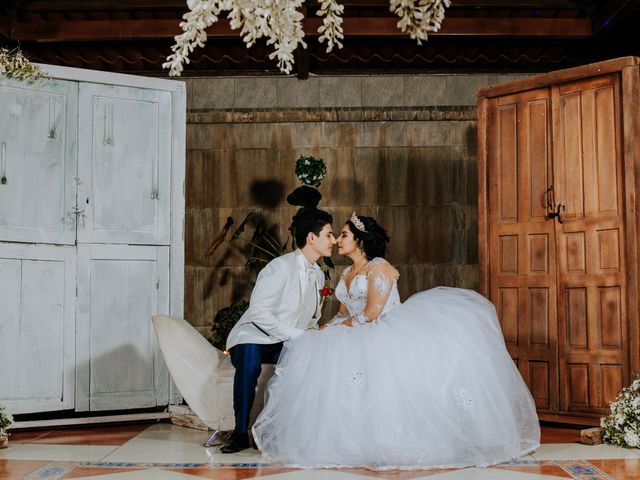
[346,215,390,260]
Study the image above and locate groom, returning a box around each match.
[220,209,336,453]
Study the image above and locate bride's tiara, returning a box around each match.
[350,212,366,233]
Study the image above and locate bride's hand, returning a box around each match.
[340,319,353,327]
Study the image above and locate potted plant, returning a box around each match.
[601,378,640,448]
[0,404,14,448]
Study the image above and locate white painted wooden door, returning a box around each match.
[77,84,171,245]
[0,243,76,413]
[0,78,78,244]
[75,244,169,411]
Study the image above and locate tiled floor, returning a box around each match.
[1,422,639,479]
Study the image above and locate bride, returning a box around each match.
[251,213,540,470]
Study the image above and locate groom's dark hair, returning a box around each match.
[292,208,333,248]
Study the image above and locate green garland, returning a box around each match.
[295,155,327,187]
[0,48,46,82]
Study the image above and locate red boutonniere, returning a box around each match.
[320,287,334,297]
[320,287,334,305]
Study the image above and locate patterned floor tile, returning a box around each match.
[494,463,573,478]
[233,470,388,479]
[416,467,570,479]
[532,444,640,461]
[588,458,640,479]
[208,447,273,466]
[9,431,51,444]
[0,445,117,462]
[61,466,144,479]
[554,460,615,480]
[68,470,204,479]
[27,425,150,447]
[0,459,50,479]
[8,423,637,479]
[333,468,453,479]
[164,467,298,479]
[99,425,217,464]
[23,462,78,479]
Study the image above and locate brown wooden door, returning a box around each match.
[488,88,559,412]
[552,74,628,415]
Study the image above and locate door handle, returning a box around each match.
[61,206,86,226]
[541,185,554,210]
[1,142,6,184]
[547,203,565,223]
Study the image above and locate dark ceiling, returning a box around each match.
[1,0,639,77]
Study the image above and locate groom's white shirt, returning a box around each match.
[226,249,324,350]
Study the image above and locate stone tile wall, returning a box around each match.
[183,73,531,335]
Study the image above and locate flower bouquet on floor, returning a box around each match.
[601,379,640,448]
[0,404,14,448]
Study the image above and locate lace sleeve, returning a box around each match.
[356,262,399,324]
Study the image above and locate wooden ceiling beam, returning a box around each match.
[340,17,592,37]
[12,19,186,41]
[0,13,8,39]
[18,0,187,10]
[0,2,18,40]
[19,0,587,10]
[11,16,592,41]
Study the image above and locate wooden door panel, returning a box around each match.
[594,87,619,214]
[601,364,623,407]
[528,234,549,273]
[553,73,628,413]
[489,88,559,412]
[528,100,550,220]
[497,104,518,222]
[597,229,620,271]
[529,287,550,347]
[566,362,623,413]
[499,235,518,273]
[600,287,623,348]
[529,361,551,409]
[557,92,585,219]
[565,287,588,349]
[499,287,519,345]
[567,364,589,409]
[565,232,586,273]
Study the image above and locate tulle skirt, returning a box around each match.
[252,287,540,470]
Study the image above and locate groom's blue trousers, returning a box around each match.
[229,342,283,434]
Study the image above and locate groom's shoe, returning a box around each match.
[220,431,250,453]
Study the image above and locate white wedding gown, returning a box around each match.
[252,258,540,470]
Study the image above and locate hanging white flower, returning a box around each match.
[389,0,451,45]
[163,0,227,77]
[165,0,449,75]
[228,0,268,47]
[317,0,344,53]
[266,0,307,75]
